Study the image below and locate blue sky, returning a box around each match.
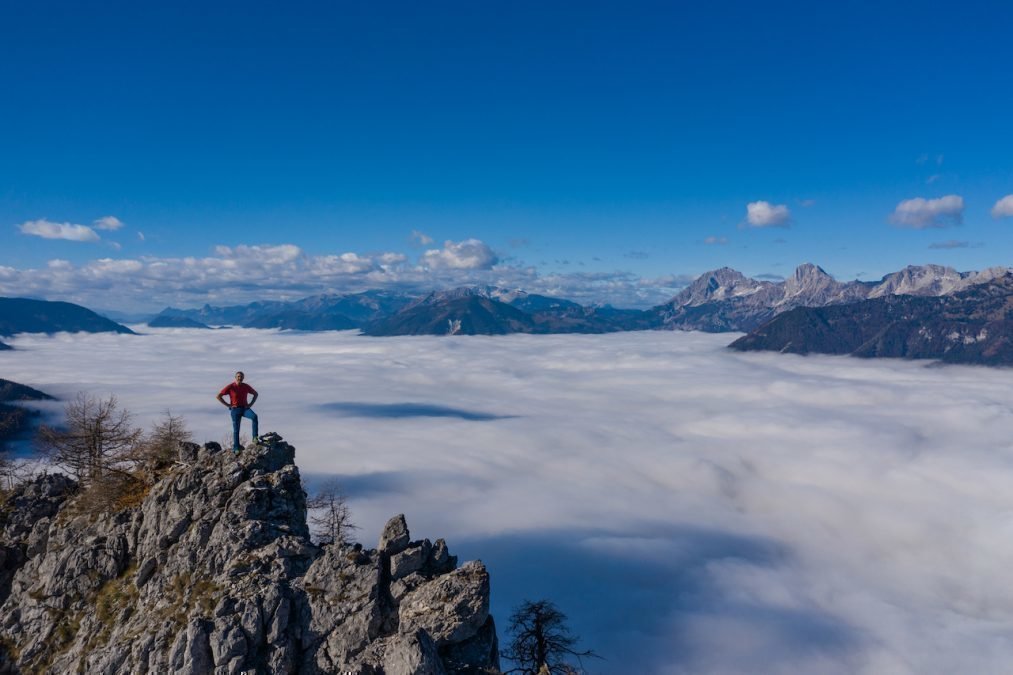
[2,1,1013,310]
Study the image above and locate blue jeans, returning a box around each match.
[230,407,258,449]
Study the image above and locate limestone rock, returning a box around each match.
[380,513,411,555]
[399,560,491,646]
[0,434,499,674]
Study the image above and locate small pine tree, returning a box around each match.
[502,599,599,675]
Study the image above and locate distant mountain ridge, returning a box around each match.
[153,290,413,330]
[147,263,1013,336]
[363,286,654,335]
[0,378,54,450]
[655,263,1011,332]
[730,272,1013,366]
[0,297,134,336]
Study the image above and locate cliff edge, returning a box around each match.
[0,435,499,674]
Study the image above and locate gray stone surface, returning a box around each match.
[380,513,411,555]
[0,433,499,674]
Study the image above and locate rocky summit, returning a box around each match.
[0,435,499,674]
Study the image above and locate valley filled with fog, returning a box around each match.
[3,328,1012,674]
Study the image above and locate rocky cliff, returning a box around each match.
[0,435,499,674]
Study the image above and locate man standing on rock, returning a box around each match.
[217,371,259,453]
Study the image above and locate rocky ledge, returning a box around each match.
[0,435,499,674]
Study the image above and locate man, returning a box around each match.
[217,371,259,452]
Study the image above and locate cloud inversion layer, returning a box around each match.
[4,330,1012,673]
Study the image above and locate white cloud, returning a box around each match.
[890,195,964,228]
[93,216,124,231]
[5,331,1013,673]
[377,252,407,267]
[410,230,434,246]
[0,238,682,312]
[213,243,302,264]
[703,236,729,245]
[745,201,791,228]
[137,232,145,241]
[420,239,498,270]
[89,258,144,274]
[18,219,100,242]
[991,195,1013,219]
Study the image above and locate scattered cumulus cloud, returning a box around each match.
[93,216,124,231]
[0,237,683,311]
[928,240,970,250]
[745,201,791,228]
[926,174,942,185]
[798,199,816,207]
[7,330,1013,673]
[137,232,146,241]
[17,218,100,242]
[214,243,303,265]
[702,236,729,246]
[624,251,650,259]
[410,230,434,246]
[420,239,498,270]
[991,195,1013,219]
[890,195,964,228]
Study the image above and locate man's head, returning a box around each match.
[235,371,245,383]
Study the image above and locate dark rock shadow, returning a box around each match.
[319,401,517,421]
[452,525,863,674]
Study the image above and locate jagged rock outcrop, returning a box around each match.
[0,435,499,674]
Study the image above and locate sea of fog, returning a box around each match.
[3,328,1013,674]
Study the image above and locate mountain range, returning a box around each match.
[653,263,1012,332]
[0,297,134,337]
[147,263,1011,337]
[5,262,1013,364]
[730,272,1013,366]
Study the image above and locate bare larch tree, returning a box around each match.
[38,393,142,486]
[502,599,600,675]
[307,480,358,545]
